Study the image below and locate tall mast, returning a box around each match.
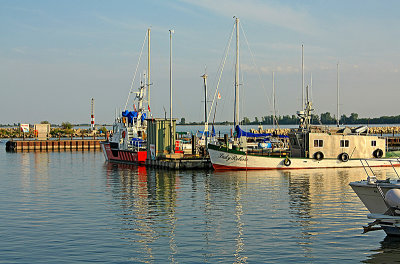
[234,17,240,129]
[201,72,208,131]
[272,72,276,128]
[169,29,174,154]
[301,44,304,110]
[147,28,151,110]
[202,72,208,144]
[337,62,340,127]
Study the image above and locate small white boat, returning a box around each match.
[350,160,400,236]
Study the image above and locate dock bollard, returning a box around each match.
[192,135,197,155]
[224,134,229,150]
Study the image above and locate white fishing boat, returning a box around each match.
[209,93,400,170]
[209,91,400,170]
[208,19,400,170]
[350,160,400,236]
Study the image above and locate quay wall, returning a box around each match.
[6,139,102,152]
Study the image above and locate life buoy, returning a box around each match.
[122,131,126,138]
[314,151,324,161]
[373,148,383,158]
[284,157,291,166]
[339,152,349,162]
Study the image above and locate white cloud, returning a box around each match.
[179,0,319,35]
[12,47,27,54]
[241,63,299,74]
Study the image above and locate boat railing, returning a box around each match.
[130,139,147,151]
[360,158,400,183]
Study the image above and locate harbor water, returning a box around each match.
[2,145,400,263]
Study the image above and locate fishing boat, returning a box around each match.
[208,19,400,170]
[101,29,151,164]
[350,160,400,236]
[100,82,148,164]
[208,109,400,170]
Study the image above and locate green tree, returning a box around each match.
[98,126,107,134]
[242,117,251,125]
[349,113,359,124]
[320,112,334,124]
[180,117,186,124]
[61,122,73,130]
[40,121,50,124]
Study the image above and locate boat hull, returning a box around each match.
[349,183,398,214]
[208,145,400,170]
[350,182,400,236]
[101,142,147,164]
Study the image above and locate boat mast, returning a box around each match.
[234,17,240,129]
[147,28,151,112]
[337,62,340,127]
[169,29,174,154]
[201,72,208,131]
[272,71,276,129]
[202,71,208,144]
[302,44,304,110]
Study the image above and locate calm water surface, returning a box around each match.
[1,145,400,263]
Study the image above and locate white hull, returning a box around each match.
[350,183,397,214]
[209,147,400,170]
[350,180,400,236]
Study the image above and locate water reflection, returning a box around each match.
[363,236,400,263]
[18,152,51,194]
[103,163,400,263]
[105,163,180,263]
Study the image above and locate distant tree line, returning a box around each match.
[239,112,400,125]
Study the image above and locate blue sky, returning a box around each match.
[1,0,400,124]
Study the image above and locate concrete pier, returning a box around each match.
[6,139,102,151]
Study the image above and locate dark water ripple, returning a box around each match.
[1,148,400,263]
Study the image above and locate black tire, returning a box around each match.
[373,149,383,158]
[339,152,349,162]
[284,158,291,166]
[314,151,324,161]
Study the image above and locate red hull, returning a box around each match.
[101,142,147,164]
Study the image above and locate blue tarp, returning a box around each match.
[235,125,288,138]
[198,127,216,137]
[236,125,271,138]
[122,111,139,123]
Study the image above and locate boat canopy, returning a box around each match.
[235,125,288,138]
[236,125,271,138]
[122,111,146,123]
[122,110,137,123]
[198,125,216,137]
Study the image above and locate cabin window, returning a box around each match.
[314,139,323,147]
[371,140,376,147]
[340,140,349,148]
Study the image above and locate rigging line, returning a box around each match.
[207,22,235,125]
[239,22,272,112]
[124,30,148,111]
